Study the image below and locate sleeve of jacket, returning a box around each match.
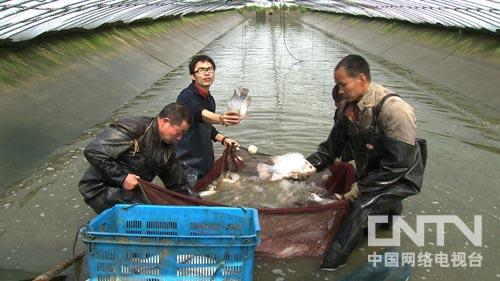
[211,126,219,142]
[83,122,136,187]
[357,98,417,193]
[158,152,189,190]
[306,118,347,172]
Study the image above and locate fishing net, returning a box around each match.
[138,146,354,259]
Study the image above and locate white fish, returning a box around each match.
[221,172,241,184]
[204,163,336,208]
[200,173,242,197]
[257,152,316,181]
[228,87,251,116]
[305,192,336,205]
[199,190,217,197]
[199,184,217,197]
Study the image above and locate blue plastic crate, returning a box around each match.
[81,204,260,281]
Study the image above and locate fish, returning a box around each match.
[199,184,217,197]
[199,173,241,197]
[277,244,309,259]
[257,152,316,181]
[199,156,336,208]
[204,174,335,208]
[221,172,240,184]
[305,192,336,206]
[199,190,217,197]
[227,87,251,116]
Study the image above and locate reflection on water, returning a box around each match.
[0,16,499,280]
[461,140,500,155]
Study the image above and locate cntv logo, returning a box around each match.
[368,215,482,247]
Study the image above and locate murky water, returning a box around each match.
[0,16,499,280]
[201,173,332,209]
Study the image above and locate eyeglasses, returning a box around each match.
[194,67,214,74]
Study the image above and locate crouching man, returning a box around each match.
[79,102,192,213]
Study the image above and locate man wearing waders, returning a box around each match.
[307,54,427,270]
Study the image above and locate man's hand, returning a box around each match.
[222,111,242,125]
[123,174,140,190]
[223,137,239,147]
[343,182,360,202]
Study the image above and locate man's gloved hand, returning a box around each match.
[343,182,360,202]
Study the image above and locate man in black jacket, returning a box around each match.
[307,54,427,270]
[79,102,192,213]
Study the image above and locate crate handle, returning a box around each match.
[237,206,248,213]
[122,203,144,210]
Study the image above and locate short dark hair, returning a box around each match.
[332,84,342,103]
[189,54,216,75]
[158,102,192,126]
[335,54,371,81]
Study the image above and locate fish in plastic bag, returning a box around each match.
[228,87,251,116]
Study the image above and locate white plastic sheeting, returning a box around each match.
[297,0,500,32]
[0,0,498,42]
[0,0,247,42]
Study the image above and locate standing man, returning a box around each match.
[176,54,242,180]
[79,102,192,214]
[307,54,427,270]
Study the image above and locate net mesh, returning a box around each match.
[138,146,354,258]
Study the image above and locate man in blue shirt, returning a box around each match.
[176,55,242,181]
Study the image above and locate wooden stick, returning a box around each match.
[33,251,85,281]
